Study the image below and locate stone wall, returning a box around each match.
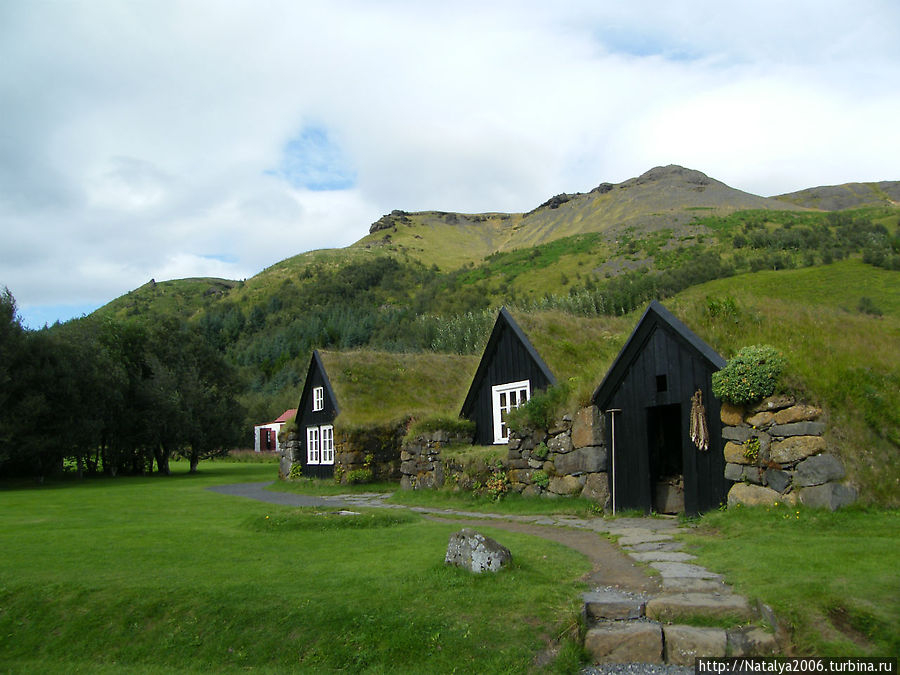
[398,407,610,506]
[278,422,406,483]
[506,406,610,504]
[721,396,857,510]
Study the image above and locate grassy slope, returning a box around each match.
[0,463,590,673]
[666,259,900,506]
[683,506,899,657]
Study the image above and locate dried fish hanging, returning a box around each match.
[690,389,709,452]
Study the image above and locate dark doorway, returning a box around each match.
[646,404,684,513]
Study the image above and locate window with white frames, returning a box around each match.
[321,425,334,464]
[306,425,335,465]
[307,426,320,464]
[312,386,324,412]
[491,380,531,444]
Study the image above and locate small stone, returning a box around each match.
[724,462,744,481]
[547,433,574,454]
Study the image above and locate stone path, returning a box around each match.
[208,482,783,667]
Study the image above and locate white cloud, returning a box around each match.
[1,0,898,327]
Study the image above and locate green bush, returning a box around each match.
[345,468,373,485]
[288,464,303,480]
[405,415,475,441]
[507,383,571,433]
[532,442,549,461]
[712,344,786,406]
[531,469,550,489]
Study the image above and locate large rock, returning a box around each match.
[444,529,511,573]
[582,589,645,621]
[794,453,844,487]
[745,411,775,428]
[724,442,752,465]
[572,406,604,448]
[548,474,584,495]
[580,472,610,505]
[749,395,795,413]
[547,432,573,454]
[553,446,607,475]
[727,627,779,656]
[720,403,744,426]
[765,468,792,493]
[728,483,790,508]
[798,482,857,510]
[722,426,752,443]
[584,622,663,664]
[664,625,727,665]
[773,404,822,425]
[769,436,826,464]
[770,421,826,437]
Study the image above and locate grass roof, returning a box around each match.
[317,350,479,428]
[507,309,634,406]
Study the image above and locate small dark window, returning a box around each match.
[656,374,668,392]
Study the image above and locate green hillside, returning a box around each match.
[79,166,900,504]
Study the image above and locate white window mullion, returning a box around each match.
[491,380,531,444]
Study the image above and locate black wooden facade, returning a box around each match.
[461,308,557,445]
[592,301,730,516]
[295,350,340,479]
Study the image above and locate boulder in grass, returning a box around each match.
[445,529,511,573]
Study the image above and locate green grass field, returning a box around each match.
[682,505,899,658]
[0,463,590,673]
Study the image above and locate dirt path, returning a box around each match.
[422,515,660,593]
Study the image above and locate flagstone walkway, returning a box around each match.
[208,482,783,668]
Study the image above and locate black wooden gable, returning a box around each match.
[461,307,557,445]
[593,301,726,408]
[591,301,729,516]
[295,350,339,478]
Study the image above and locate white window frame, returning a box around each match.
[321,425,334,465]
[306,424,335,465]
[307,426,320,464]
[312,386,324,412]
[491,380,531,444]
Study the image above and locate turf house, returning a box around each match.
[281,349,478,481]
[592,300,730,516]
[460,307,558,445]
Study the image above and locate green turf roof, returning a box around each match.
[317,349,480,428]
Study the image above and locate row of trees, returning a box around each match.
[0,289,244,480]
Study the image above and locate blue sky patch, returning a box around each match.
[266,125,357,191]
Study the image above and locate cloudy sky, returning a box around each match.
[2,1,898,328]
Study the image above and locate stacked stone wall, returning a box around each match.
[507,406,610,505]
[721,396,857,510]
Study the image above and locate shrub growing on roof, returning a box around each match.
[712,344,786,406]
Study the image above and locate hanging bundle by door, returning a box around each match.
[690,389,709,452]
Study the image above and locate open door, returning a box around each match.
[646,404,685,514]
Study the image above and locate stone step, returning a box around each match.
[627,550,696,563]
[586,621,779,665]
[582,588,647,621]
[645,592,756,623]
[661,576,733,594]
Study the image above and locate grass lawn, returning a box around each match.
[0,462,591,673]
[681,505,900,658]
